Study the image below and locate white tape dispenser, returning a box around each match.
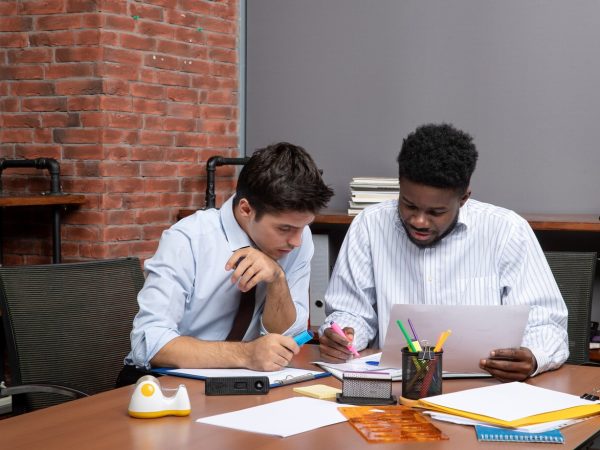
[128,375,191,418]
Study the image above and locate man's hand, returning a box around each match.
[480,347,537,382]
[319,326,355,362]
[243,334,299,371]
[226,247,283,292]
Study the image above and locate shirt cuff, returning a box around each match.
[528,347,549,377]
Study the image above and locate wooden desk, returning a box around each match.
[1,346,599,450]
[0,194,85,263]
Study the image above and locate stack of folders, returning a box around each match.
[348,177,399,215]
[416,382,600,443]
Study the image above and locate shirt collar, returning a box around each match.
[220,195,253,252]
[456,199,471,232]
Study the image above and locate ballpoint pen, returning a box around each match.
[329,321,360,357]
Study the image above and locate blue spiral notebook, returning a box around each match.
[475,425,565,443]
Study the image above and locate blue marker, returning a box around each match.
[365,360,379,366]
[293,330,314,346]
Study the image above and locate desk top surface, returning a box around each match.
[1,346,599,450]
[0,193,86,207]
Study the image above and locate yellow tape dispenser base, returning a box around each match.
[128,375,191,419]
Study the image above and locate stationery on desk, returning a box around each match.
[153,366,329,388]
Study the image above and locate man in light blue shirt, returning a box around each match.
[319,124,568,381]
[121,142,333,381]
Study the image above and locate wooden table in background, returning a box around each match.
[0,345,599,450]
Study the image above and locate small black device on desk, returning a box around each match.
[205,376,270,395]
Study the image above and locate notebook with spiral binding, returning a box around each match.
[475,425,565,444]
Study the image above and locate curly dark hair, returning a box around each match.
[397,123,478,192]
[234,142,334,218]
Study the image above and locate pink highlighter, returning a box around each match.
[330,321,360,357]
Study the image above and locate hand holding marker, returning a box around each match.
[330,321,360,357]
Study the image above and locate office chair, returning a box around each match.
[0,258,144,414]
[544,251,597,365]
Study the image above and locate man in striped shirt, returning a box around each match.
[319,123,568,381]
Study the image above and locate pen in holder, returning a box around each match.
[401,346,443,400]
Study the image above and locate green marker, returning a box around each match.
[397,319,417,352]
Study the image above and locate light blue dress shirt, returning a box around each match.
[126,196,313,368]
[320,199,569,375]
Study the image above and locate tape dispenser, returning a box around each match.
[128,375,191,418]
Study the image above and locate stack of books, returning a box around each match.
[348,177,399,215]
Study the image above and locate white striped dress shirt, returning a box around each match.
[321,199,569,375]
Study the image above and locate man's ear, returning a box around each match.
[459,188,471,207]
[237,198,254,218]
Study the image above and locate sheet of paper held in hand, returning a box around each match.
[379,304,530,375]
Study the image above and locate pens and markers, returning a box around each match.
[329,321,360,357]
[293,330,314,346]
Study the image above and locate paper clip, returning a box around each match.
[580,386,600,401]
[419,341,433,361]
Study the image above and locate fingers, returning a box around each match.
[226,248,281,291]
[246,334,299,372]
[318,328,354,362]
[479,347,536,381]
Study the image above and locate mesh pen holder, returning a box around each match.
[401,346,443,400]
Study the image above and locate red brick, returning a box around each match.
[144,0,177,8]
[209,47,237,64]
[67,210,105,225]
[140,162,178,177]
[106,112,141,129]
[63,145,104,160]
[1,129,34,143]
[160,192,193,207]
[19,0,65,15]
[156,40,194,58]
[129,3,163,21]
[164,8,199,27]
[42,112,81,127]
[7,48,51,64]
[143,116,163,130]
[207,134,237,148]
[210,61,236,78]
[74,29,101,45]
[36,15,82,31]
[178,0,211,16]
[102,129,138,144]
[104,146,130,160]
[106,178,144,193]
[207,89,235,105]
[29,31,71,46]
[55,47,101,62]
[79,111,104,127]
[53,128,101,144]
[164,117,196,132]
[140,131,172,146]
[80,13,101,28]
[120,33,156,51]
[100,96,133,112]
[156,70,190,87]
[0,3,17,15]
[177,163,204,177]
[34,128,53,143]
[0,17,33,32]
[131,146,164,161]
[63,225,100,241]
[180,59,209,75]
[100,194,124,209]
[100,30,119,46]
[100,0,127,14]
[12,81,54,96]
[166,86,198,103]
[165,147,197,162]
[62,178,105,193]
[138,22,175,40]
[130,240,159,256]
[191,74,220,90]
[0,65,44,80]
[144,178,179,193]
[1,97,19,112]
[103,79,130,96]
[22,97,67,112]
[14,144,61,159]
[175,132,207,147]
[167,103,197,118]
[2,114,41,128]
[66,0,97,13]
[198,105,234,119]
[72,160,100,177]
[142,224,167,240]
[104,15,135,31]
[68,95,101,110]
[79,242,110,259]
[135,208,171,223]
[107,242,134,258]
[106,209,135,224]
[132,98,167,115]
[0,33,28,48]
[55,79,103,95]
[123,194,161,208]
[46,63,94,79]
[205,32,236,49]
[144,53,180,71]
[97,62,139,81]
[104,47,142,65]
[99,161,140,177]
[131,83,165,100]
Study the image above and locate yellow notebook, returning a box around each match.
[293,384,341,400]
[415,382,600,428]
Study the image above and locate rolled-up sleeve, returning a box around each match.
[128,228,196,368]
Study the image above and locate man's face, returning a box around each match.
[242,203,315,260]
[398,178,470,248]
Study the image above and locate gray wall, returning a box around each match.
[246,0,600,214]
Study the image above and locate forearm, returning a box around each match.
[262,270,297,333]
[150,336,250,369]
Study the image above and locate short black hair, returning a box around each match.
[397,123,478,192]
[234,142,334,218]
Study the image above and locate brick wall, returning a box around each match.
[0,0,239,264]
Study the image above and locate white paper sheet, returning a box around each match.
[197,397,349,437]
[421,382,598,422]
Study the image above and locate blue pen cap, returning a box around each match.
[293,330,314,346]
